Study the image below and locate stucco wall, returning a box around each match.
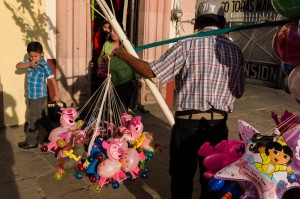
[137,0,195,106]
[0,0,91,126]
[0,0,194,125]
[0,0,50,126]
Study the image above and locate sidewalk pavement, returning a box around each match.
[0,84,299,199]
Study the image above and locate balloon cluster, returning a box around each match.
[271,0,300,102]
[84,113,161,192]
[40,107,87,180]
[198,140,259,198]
[41,110,161,192]
[200,110,300,199]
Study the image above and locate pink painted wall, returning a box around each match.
[138,0,195,107]
[56,0,92,107]
[54,0,196,108]
[137,0,172,105]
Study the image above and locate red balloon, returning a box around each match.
[40,145,48,152]
[272,21,300,65]
[96,153,104,162]
[89,175,97,183]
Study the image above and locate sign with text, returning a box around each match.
[222,0,275,13]
[215,0,283,88]
[245,61,282,88]
[220,0,280,22]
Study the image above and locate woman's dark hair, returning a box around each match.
[27,41,43,53]
[107,24,125,45]
[100,20,110,31]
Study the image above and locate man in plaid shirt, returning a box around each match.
[117,0,245,198]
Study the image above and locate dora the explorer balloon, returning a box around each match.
[249,134,293,178]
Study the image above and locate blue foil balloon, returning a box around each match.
[208,177,225,191]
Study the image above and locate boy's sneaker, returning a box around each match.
[18,141,38,149]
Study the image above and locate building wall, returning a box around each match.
[0,0,91,126]
[0,0,50,126]
[0,0,194,125]
[56,0,92,108]
[138,0,195,107]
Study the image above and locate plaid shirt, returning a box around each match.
[150,27,245,112]
[26,57,54,99]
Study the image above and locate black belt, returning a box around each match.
[175,109,227,120]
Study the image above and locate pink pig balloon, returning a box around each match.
[48,107,79,143]
[60,107,78,128]
[121,148,140,172]
[48,127,70,143]
[104,138,128,160]
[97,159,121,178]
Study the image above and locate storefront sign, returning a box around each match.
[245,61,282,87]
[221,0,275,13]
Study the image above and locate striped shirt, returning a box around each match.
[150,27,245,112]
[26,57,54,99]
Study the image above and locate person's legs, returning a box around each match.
[169,118,202,199]
[169,115,228,199]
[197,118,228,198]
[23,98,47,146]
[40,109,54,142]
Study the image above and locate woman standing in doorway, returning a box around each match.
[97,27,138,111]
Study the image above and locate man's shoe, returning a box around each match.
[18,142,38,149]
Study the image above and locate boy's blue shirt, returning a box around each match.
[25,57,54,99]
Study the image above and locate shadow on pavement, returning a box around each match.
[122,110,172,199]
[0,127,20,198]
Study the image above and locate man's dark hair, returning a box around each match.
[27,41,43,53]
[195,15,225,29]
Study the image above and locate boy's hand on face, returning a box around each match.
[30,60,39,68]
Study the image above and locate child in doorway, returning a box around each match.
[16,41,60,149]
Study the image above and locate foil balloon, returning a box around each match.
[198,140,245,180]
[48,107,79,143]
[215,120,300,199]
[272,110,300,133]
[102,138,128,161]
[271,0,300,19]
[272,21,300,65]
[121,148,140,172]
[97,159,121,178]
[288,65,300,100]
[96,158,127,188]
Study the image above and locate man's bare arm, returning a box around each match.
[116,46,156,78]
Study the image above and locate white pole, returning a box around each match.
[87,76,110,156]
[96,0,175,126]
[122,0,128,30]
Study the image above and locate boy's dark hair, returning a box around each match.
[27,41,43,53]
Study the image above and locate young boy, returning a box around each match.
[16,41,60,149]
